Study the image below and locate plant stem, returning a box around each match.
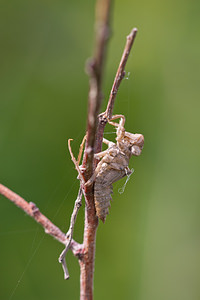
[96,28,138,154]
[0,2,138,298]
[105,28,138,119]
[0,183,82,257]
[80,1,111,298]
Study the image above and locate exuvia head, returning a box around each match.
[124,132,144,156]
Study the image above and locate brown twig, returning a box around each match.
[84,0,111,178]
[96,28,138,154]
[79,0,112,299]
[105,27,138,119]
[0,183,83,257]
[1,5,138,300]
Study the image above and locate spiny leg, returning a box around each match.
[108,114,126,142]
[68,139,85,183]
[85,158,106,187]
[103,137,115,148]
[108,114,126,128]
[107,121,120,127]
[94,149,109,160]
[77,135,86,165]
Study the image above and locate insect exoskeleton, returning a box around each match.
[94,147,132,222]
[68,114,144,223]
[92,115,144,222]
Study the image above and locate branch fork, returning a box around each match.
[0,7,138,297]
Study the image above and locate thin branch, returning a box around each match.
[105,27,138,119]
[59,188,83,279]
[83,0,111,180]
[78,1,112,299]
[1,5,138,300]
[0,183,82,257]
[95,28,137,156]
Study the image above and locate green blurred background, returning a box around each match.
[0,0,199,299]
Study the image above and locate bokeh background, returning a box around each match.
[0,0,199,299]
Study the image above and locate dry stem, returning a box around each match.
[96,28,138,154]
[105,27,137,119]
[0,183,83,257]
[79,26,138,299]
[78,0,111,298]
[0,2,138,299]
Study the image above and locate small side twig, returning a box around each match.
[96,27,138,154]
[105,27,138,119]
[0,183,83,257]
[59,187,83,279]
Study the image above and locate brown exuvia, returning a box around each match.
[68,114,144,223]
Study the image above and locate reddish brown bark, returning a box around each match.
[0,1,138,298]
[0,184,82,256]
[79,1,111,298]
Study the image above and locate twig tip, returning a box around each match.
[127,27,138,40]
